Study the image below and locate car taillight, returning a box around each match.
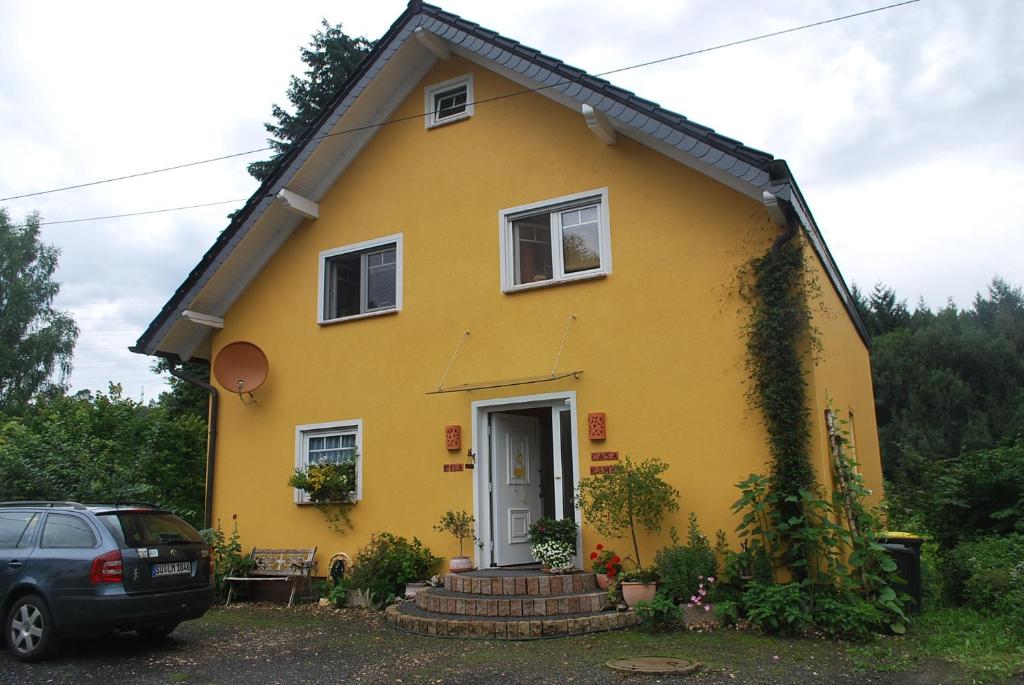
[90,550,123,584]
[208,556,215,584]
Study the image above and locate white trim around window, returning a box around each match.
[317,233,403,325]
[424,74,474,129]
[498,188,611,293]
[294,419,363,504]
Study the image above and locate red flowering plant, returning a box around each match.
[589,543,623,577]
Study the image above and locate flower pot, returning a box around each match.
[620,581,657,608]
[448,555,473,573]
[595,573,612,590]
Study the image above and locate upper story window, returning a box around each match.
[425,75,474,128]
[498,188,612,292]
[294,420,363,503]
[318,234,403,324]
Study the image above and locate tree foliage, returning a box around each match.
[0,384,207,527]
[856,278,1024,483]
[247,20,374,181]
[575,457,680,569]
[0,209,78,412]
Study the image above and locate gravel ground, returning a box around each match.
[0,604,982,684]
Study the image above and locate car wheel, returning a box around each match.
[5,594,57,662]
[136,623,178,640]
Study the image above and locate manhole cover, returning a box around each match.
[605,657,700,675]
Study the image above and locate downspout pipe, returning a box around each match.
[169,363,219,529]
[763,190,800,253]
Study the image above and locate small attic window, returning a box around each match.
[425,75,474,128]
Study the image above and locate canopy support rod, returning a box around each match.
[551,313,577,376]
[437,330,470,392]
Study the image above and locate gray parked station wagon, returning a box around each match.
[1,502,213,661]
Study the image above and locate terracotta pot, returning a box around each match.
[448,555,473,573]
[595,573,612,590]
[620,581,657,608]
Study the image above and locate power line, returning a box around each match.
[0,0,920,204]
[5,197,258,229]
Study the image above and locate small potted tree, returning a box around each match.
[434,510,476,573]
[576,457,679,607]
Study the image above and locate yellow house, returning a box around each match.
[133,2,882,580]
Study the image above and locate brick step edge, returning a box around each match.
[417,589,609,617]
[444,573,596,596]
[385,604,639,639]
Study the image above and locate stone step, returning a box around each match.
[444,571,596,596]
[416,587,609,617]
[386,602,639,639]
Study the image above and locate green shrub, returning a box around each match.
[633,591,684,632]
[200,517,253,602]
[925,443,1024,548]
[742,582,810,636]
[349,532,440,606]
[812,594,885,641]
[527,517,578,547]
[944,534,1024,609]
[327,581,350,608]
[654,514,717,603]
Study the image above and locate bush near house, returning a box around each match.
[348,533,440,606]
[654,514,717,604]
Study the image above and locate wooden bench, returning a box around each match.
[224,547,317,608]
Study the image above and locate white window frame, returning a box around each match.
[317,233,403,324]
[498,188,612,293]
[424,74,474,129]
[294,419,364,504]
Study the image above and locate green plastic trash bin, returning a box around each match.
[879,532,923,614]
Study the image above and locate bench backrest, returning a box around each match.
[249,547,317,577]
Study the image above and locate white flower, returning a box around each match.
[531,540,575,570]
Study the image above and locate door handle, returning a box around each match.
[8,560,23,569]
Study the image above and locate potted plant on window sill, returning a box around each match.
[434,510,476,573]
[288,461,357,530]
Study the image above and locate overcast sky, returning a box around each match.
[1,0,1021,400]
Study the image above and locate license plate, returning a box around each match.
[152,561,192,577]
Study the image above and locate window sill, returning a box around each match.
[318,308,398,326]
[427,112,471,129]
[503,271,608,294]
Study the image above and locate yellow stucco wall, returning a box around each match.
[805,247,885,506]
[207,56,882,570]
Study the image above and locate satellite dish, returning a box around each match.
[213,342,269,400]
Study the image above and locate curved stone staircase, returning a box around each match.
[385,569,638,639]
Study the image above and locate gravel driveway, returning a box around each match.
[0,604,980,684]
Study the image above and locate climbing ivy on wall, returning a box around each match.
[740,236,820,573]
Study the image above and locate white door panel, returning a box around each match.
[492,414,543,565]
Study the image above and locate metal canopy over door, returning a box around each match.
[491,413,544,566]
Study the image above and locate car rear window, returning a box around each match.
[98,512,204,546]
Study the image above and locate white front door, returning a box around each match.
[491,413,544,566]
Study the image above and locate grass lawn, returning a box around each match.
[1,603,1021,684]
[851,607,1024,683]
